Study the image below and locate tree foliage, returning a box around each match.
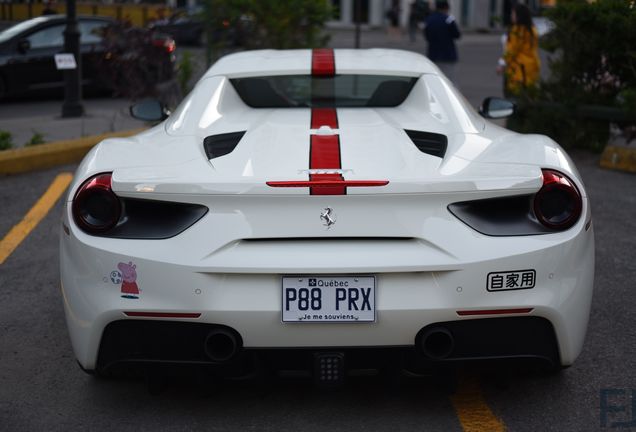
[96,23,177,102]
[510,0,636,151]
[236,0,332,49]
[201,0,332,64]
[543,0,636,104]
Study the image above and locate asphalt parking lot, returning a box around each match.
[1,28,636,432]
[1,150,635,431]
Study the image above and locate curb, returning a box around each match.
[0,128,146,175]
[600,145,636,174]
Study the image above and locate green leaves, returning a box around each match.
[510,0,636,151]
[0,131,13,151]
[202,0,332,53]
[240,0,332,49]
[542,0,636,100]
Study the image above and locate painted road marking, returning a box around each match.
[0,172,73,265]
[452,376,506,432]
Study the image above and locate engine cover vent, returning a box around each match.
[404,130,448,158]
[204,131,246,159]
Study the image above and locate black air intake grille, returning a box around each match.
[204,131,246,159]
[404,130,448,158]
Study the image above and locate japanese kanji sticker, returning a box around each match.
[487,270,536,291]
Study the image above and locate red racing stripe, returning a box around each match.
[264,49,389,193]
[309,133,345,195]
[311,108,339,129]
[310,49,340,195]
[312,48,335,76]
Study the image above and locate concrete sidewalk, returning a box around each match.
[0,98,146,149]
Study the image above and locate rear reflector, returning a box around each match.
[124,312,201,319]
[267,180,389,188]
[456,308,533,316]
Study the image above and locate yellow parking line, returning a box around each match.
[0,172,73,265]
[452,376,506,432]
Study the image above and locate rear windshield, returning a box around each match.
[230,75,418,108]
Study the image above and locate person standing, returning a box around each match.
[408,0,430,43]
[386,0,401,40]
[497,3,540,96]
[424,0,461,84]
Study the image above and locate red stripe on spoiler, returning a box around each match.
[267,180,389,188]
[312,48,335,76]
[310,134,345,195]
[310,53,340,194]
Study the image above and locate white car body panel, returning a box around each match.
[60,49,594,372]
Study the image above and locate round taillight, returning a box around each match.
[533,169,582,230]
[72,173,121,234]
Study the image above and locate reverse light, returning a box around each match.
[534,169,582,230]
[72,173,121,234]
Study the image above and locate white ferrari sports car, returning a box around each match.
[60,48,594,381]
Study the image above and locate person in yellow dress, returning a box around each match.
[497,4,540,96]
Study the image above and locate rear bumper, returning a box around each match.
[60,196,595,370]
[95,317,560,375]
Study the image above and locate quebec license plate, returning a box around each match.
[282,276,375,323]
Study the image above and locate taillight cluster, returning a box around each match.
[447,168,583,236]
[533,169,582,230]
[152,37,176,53]
[72,173,121,234]
[71,172,209,238]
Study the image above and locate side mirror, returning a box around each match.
[130,99,169,122]
[479,97,516,119]
[17,38,30,54]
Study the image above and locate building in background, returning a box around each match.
[0,0,554,31]
[327,0,550,30]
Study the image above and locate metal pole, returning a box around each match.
[62,0,84,117]
[354,0,361,49]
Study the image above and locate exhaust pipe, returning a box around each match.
[204,329,239,363]
[420,327,455,360]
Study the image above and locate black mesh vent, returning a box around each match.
[204,131,246,159]
[404,130,448,158]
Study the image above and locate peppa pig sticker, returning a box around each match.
[116,261,140,299]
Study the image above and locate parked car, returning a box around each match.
[149,8,204,46]
[149,8,251,47]
[0,15,175,98]
[60,49,594,383]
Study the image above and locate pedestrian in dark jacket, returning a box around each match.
[424,0,461,83]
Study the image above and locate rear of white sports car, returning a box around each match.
[60,49,594,381]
